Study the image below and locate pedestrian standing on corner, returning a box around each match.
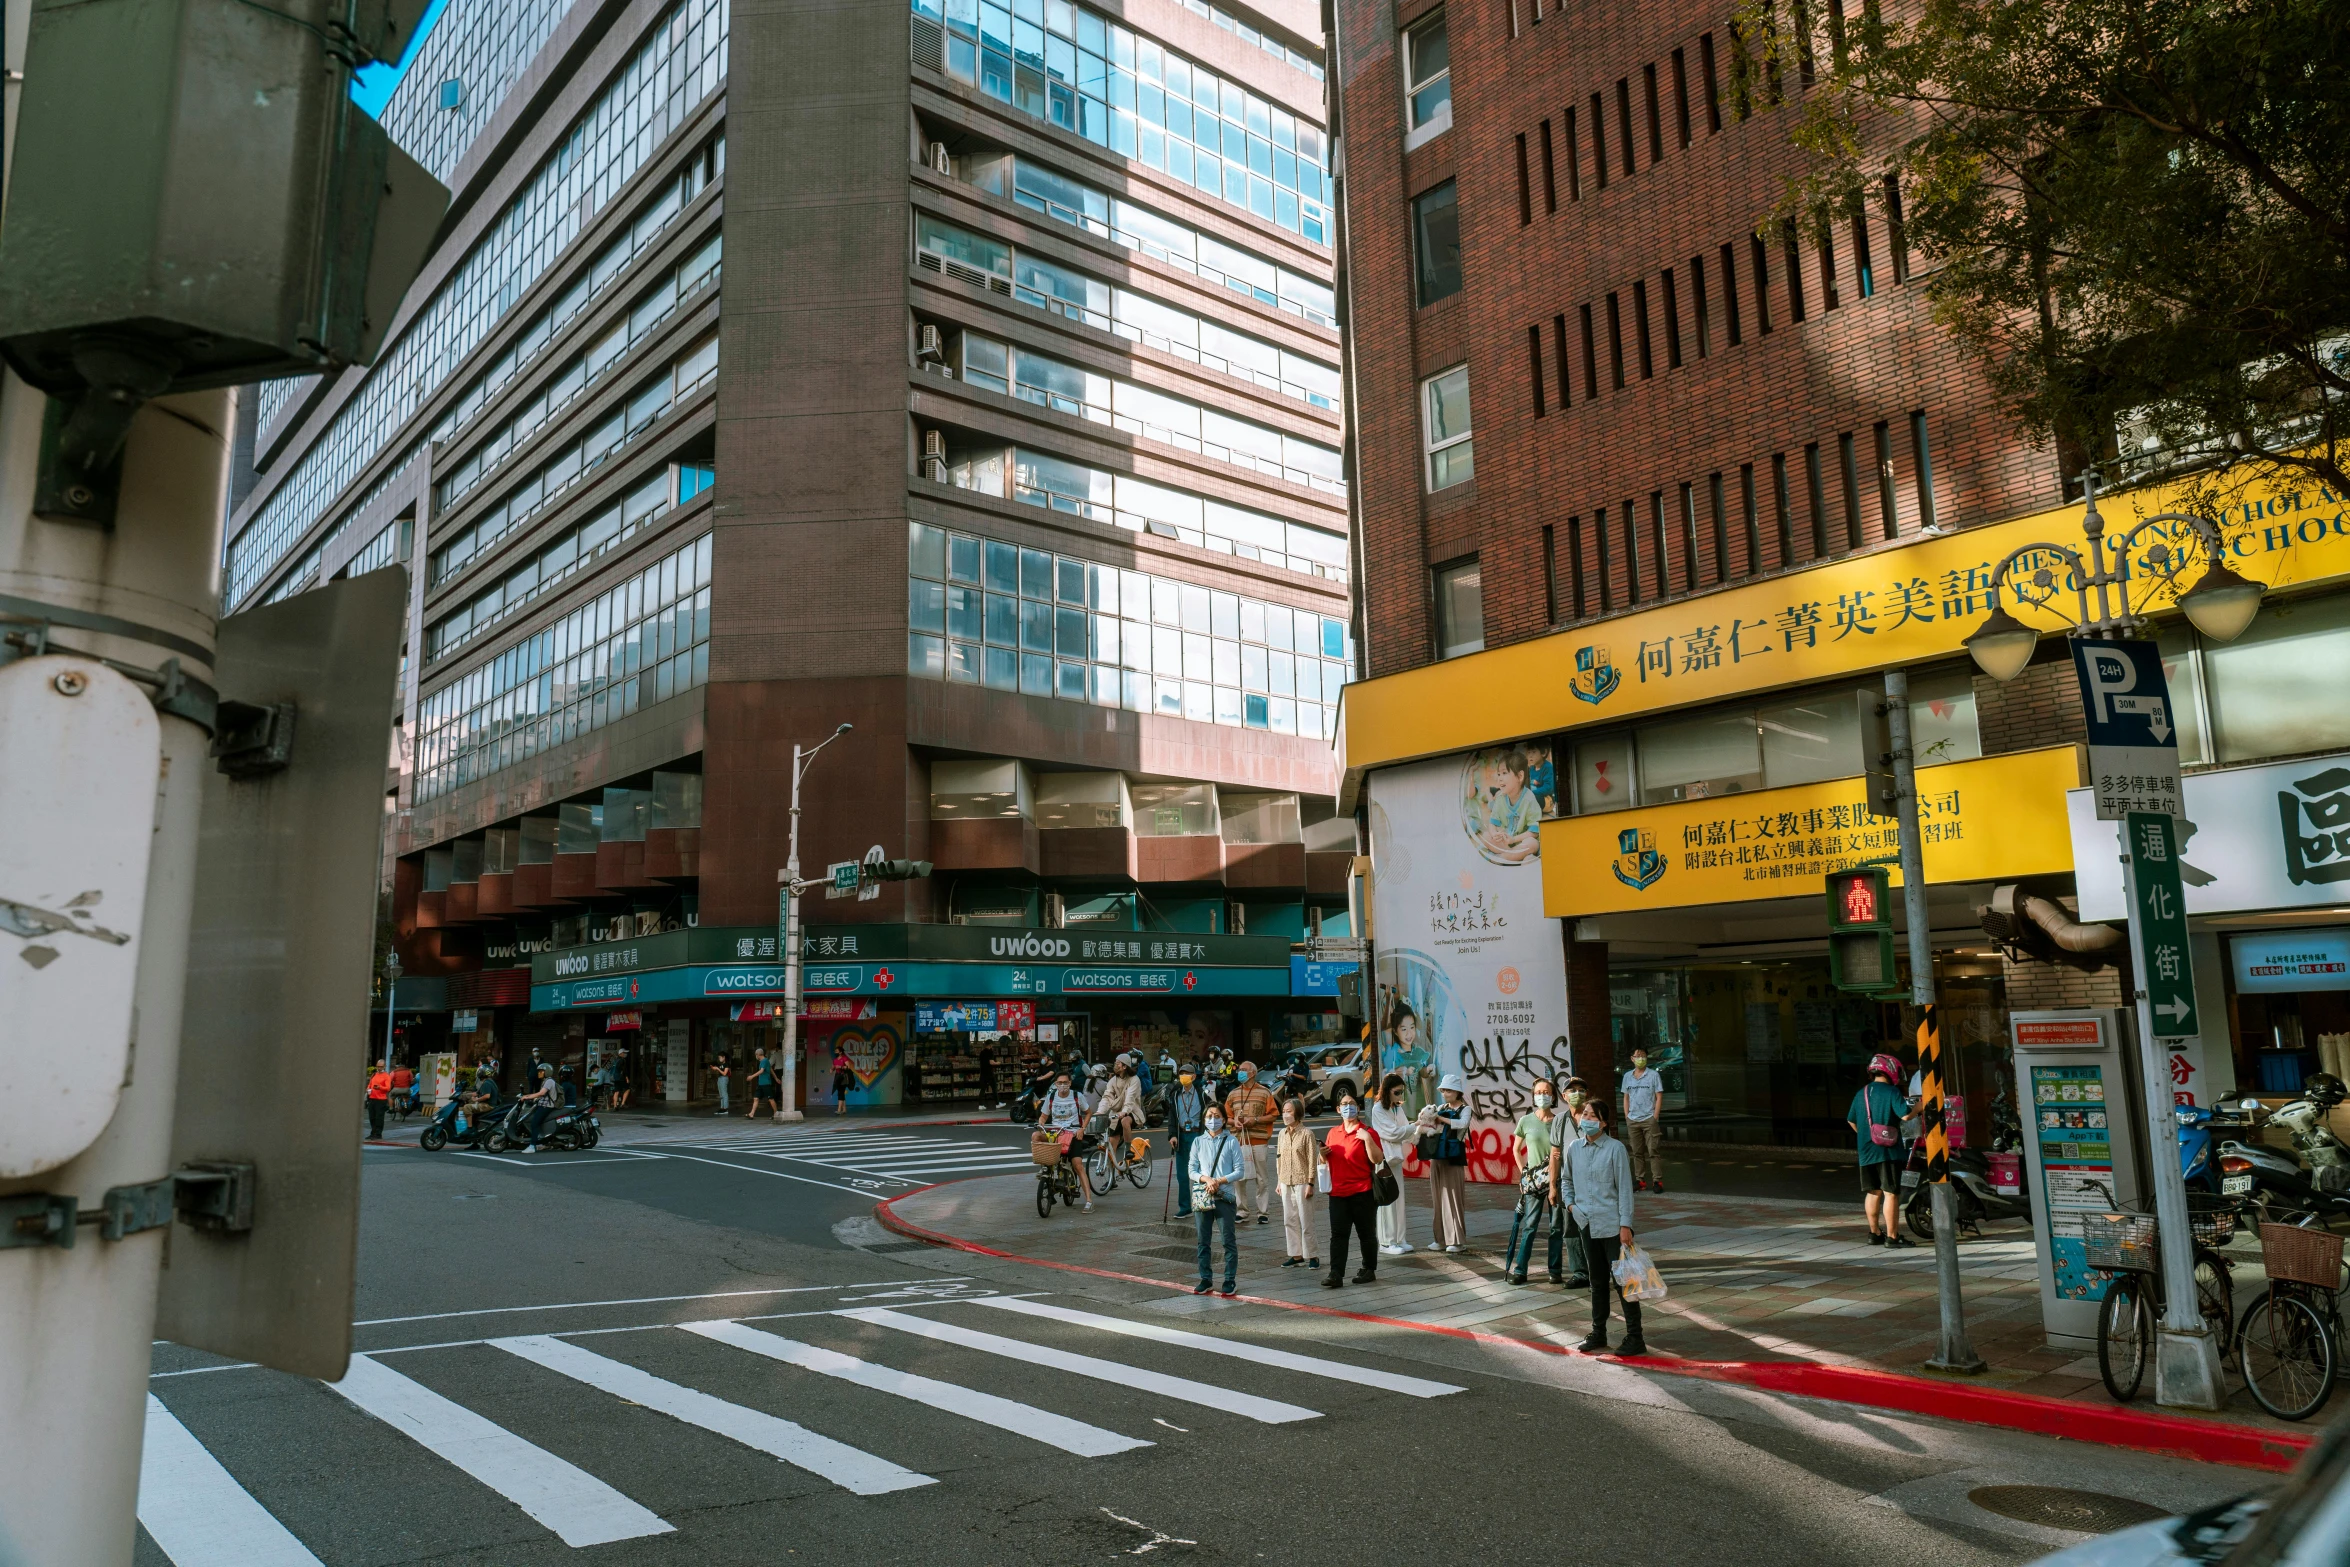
[1322,1092,1383,1287]
[610,1049,632,1111]
[1427,1074,1472,1252]
[1849,1053,1915,1248]
[713,1055,731,1114]
[832,1048,855,1115]
[1170,1068,1206,1218]
[1369,1073,1418,1255]
[1503,1078,1561,1285]
[1189,1104,1245,1296]
[1275,1095,1323,1271]
[1621,1049,1666,1193]
[1222,1061,1280,1227]
[747,1049,779,1119]
[365,1059,393,1141]
[1557,1096,1645,1356]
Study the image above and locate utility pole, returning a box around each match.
[383,950,402,1072]
[776,724,853,1120]
[1886,669,1985,1374]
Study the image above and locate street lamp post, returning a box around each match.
[383,951,401,1076]
[1960,470,2265,1411]
[776,724,853,1121]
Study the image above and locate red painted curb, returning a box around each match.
[874,1187,2313,1475]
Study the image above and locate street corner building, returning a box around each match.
[1325,0,2350,1167]
[224,0,1365,1105]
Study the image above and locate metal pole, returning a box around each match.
[778,744,805,1122]
[1886,670,1984,1373]
[383,955,399,1078]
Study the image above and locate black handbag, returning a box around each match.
[1358,1124,1401,1207]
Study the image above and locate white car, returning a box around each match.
[1272,1042,1368,1112]
[2025,1421,2343,1566]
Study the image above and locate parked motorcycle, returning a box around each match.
[2218,1074,2350,1221]
[1902,1143,2036,1240]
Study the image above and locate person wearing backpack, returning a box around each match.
[1848,1053,1915,1248]
[1426,1074,1473,1252]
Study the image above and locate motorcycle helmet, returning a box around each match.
[2305,1072,2346,1108]
[1867,1053,1905,1082]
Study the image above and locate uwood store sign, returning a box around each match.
[1540,746,2084,917]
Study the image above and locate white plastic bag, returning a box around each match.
[1611,1245,1668,1303]
[1315,1163,1332,1194]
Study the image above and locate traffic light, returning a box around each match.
[1857,691,1898,819]
[1825,865,1898,993]
[0,0,448,520]
[860,859,934,883]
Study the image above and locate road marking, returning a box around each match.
[490,1335,935,1496]
[325,1355,671,1547]
[139,1396,327,1567]
[450,1151,540,1167]
[643,1150,888,1196]
[965,1297,1466,1398]
[354,1280,964,1328]
[1102,1507,1196,1554]
[682,1320,1151,1457]
[840,1309,1319,1424]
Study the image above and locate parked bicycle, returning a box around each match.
[2237,1217,2348,1422]
[2084,1183,2237,1403]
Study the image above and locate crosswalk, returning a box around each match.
[140,1294,1462,1563]
[623,1124,1046,1185]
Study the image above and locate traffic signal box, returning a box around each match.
[1825,866,1899,995]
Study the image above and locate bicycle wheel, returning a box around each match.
[1036,1171,1056,1219]
[2239,1288,2337,1422]
[2192,1247,2235,1356]
[1126,1149,1153,1188]
[1083,1147,1112,1196]
[2097,1273,2153,1402]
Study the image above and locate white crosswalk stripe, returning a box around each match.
[143,1295,1451,1560]
[839,1307,1321,1424]
[139,1396,327,1567]
[681,1319,1152,1457]
[489,1334,936,1496]
[326,1353,673,1547]
[652,1127,1039,1182]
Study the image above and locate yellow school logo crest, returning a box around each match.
[1571,644,1621,705]
[1612,827,1665,892]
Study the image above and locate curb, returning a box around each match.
[874,1186,2313,1475]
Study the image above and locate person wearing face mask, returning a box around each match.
[1368,1073,1418,1255]
[1035,1071,1095,1213]
[1274,1096,1323,1270]
[1221,1059,1280,1227]
[1189,1103,1247,1296]
[1170,1067,1206,1219]
[1621,1049,1666,1193]
[1426,1074,1473,1252]
[1097,1057,1147,1178]
[1503,1078,1563,1286]
[1555,1096,1644,1355]
[1321,1093,1386,1287]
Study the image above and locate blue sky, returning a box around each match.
[352,0,452,119]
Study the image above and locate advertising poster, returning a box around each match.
[803,1016,904,1108]
[1368,746,1570,1183]
[2032,1062,2117,1300]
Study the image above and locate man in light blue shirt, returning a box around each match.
[1189,1111,1246,1296]
[1620,1049,1666,1193]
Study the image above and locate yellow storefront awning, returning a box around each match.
[1538,744,2085,918]
[1342,472,2350,793]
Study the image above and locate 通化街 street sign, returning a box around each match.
[2124,811,2198,1037]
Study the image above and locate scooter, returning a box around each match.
[418,1096,500,1153]
[2218,1074,2350,1220]
[1902,1143,2036,1240]
[485,1097,600,1152]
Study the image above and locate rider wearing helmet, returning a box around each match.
[1848,1054,1915,1248]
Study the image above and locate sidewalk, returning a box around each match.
[881,1156,2315,1458]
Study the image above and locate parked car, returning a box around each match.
[1270,1042,1368,1114]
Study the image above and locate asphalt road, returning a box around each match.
[136,1117,2249,1566]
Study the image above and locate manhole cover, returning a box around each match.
[1966,1486,2171,1533]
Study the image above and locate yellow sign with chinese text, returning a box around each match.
[1539,745,2086,917]
[1342,471,2350,779]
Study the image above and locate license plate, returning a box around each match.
[2223,1174,2254,1195]
[1899,1170,1919,1188]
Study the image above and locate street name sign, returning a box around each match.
[2124,811,2199,1037]
[2071,638,2184,822]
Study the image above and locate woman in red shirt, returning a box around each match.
[1321,1091,1386,1288]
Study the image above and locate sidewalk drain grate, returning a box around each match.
[1965,1487,2170,1533]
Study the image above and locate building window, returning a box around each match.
[1403,10,1452,140]
[1433,557,1485,658]
[1412,180,1463,305]
[1421,365,1474,491]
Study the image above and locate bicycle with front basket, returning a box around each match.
[2084,1183,2238,1403]
[1032,1129,1106,1216]
[2236,1216,2348,1422]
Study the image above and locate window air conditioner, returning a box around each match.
[915,322,947,370]
[1043,892,1066,929]
[927,142,952,175]
[921,428,948,483]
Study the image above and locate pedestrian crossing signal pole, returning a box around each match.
[777,725,852,1121]
[1883,670,1985,1374]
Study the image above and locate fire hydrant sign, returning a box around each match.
[2125,812,2199,1038]
[2071,637,2184,822]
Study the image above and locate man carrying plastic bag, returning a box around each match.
[1553,1096,1648,1357]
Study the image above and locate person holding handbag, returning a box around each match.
[1321,1092,1386,1287]
[1556,1096,1645,1356]
[1427,1074,1472,1252]
[1368,1074,1418,1255]
[1274,1096,1323,1271]
[1847,1053,1914,1248]
[1503,1078,1562,1285]
[1189,1106,1246,1296]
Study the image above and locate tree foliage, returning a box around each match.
[1748,0,2350,502]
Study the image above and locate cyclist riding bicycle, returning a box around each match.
[1035,1070,1096,1212]
[1097,1057,1147,1164]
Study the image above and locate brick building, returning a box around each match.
[226,0,1365,1105]
[1326,0,2350,1152]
